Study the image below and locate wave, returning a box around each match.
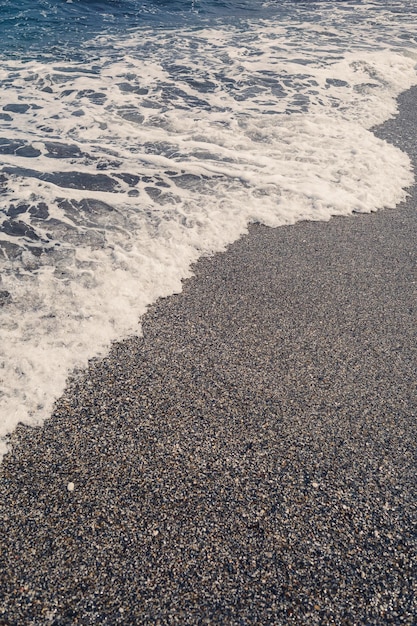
[0,0,417,459]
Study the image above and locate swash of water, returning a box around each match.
[0,0,417,458]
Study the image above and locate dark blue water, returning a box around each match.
[2,0,417,60]
[0,0,279,57]
[8,0,416,59]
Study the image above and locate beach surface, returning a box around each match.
[0,89,416,625]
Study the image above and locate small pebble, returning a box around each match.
[67,482,75,492]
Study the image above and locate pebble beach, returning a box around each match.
[0,87,416,624]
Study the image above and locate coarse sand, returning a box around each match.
[0,88,416,625]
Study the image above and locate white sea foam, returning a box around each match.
[0,12,416,459]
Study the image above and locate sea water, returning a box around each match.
[0,0,416,459]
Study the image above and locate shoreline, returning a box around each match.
[0,88,416,624]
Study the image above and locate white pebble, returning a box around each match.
[312,482,319,488]
[67,482,75,492]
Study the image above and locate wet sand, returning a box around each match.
[0,89,416,625]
